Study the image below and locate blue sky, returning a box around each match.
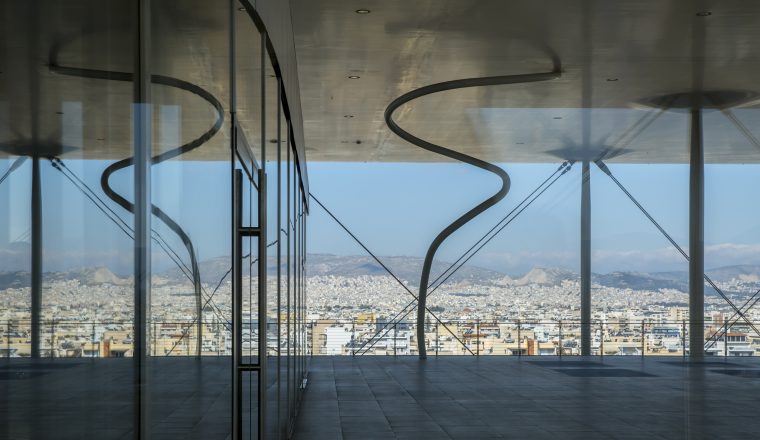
[308,161,760,275]
[1,158,759,276]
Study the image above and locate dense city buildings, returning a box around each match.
[4,260,759,359]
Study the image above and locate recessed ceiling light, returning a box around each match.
[355,9,371,14]
[553,116,562,120]
[696,11,712,16]
[516,142,525,145]
[96,138,105,141]
[347,75,360,79]
[343,115,354,118]
[606,78,619,82]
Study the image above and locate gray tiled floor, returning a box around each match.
[0,357,235,440]
[293,356,760,440]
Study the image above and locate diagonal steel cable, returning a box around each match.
[705,287,760,350]
[309,193,474,355]
[595,160,760,339]
[357,162,574,355]
[51,157,232,325]
[722,109,760,151]
[0,156,28,186]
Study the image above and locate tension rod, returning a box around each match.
[310,193,474,355]
[0,156,27,186]
[705,287,760,350]
[51,157,232,335]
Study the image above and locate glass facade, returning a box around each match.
[0,1,307,439]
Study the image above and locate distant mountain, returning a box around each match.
[0,271,29,289]
[2,254,760,294]
[48,267,130,286]
[305,254,505,286]
[0,266,130,289]
[704,265,760,283]
[593,271,687,292]
[512,267,577,286]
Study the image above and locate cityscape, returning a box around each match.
[2,254,759,359]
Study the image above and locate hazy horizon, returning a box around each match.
[2,159,760,277]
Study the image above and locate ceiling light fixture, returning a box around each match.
[355,9,371,14]
[696,11,712,16]
[606,78,619,82]
[344,115,354,118]
[553,116,562,120]
[347,75,360,79]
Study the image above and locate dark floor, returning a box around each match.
[293,356,760,440]
[0,357,235,440]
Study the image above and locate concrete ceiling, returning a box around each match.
[292,0,760,163]
[0,0,282,162]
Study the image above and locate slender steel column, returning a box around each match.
[689,107,705,358]
[133,0,152,437]
[580,160,591,356]
[30,156,41,358]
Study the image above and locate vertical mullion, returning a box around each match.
[275,77,282,439]
[232,171,243,440]
[294,168,299,388]
[301,196,304,371]
[257,29,268,439]
[133,0,152,438]
[286,124,292,418]
[228,1,237,437]
[258,168,267,439]
[261,34,266,172]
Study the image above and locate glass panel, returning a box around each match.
[150,0,232,437]
[240,234,259,363]
[264,55,280,439]
[0,1,136,438]
[235,6,263,165]
[242,371,260,440]
[0,156,31,359]
[288,136,296,416]
[277,86,289,440]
